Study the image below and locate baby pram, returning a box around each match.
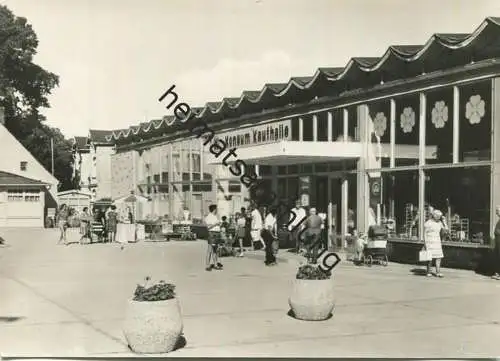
[218,227,237,257]
[362,225,388,267]
[90,221,106,243]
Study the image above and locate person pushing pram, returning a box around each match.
[204,204,224,271]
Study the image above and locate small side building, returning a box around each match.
[0,119,60,227]
[57,190,92,215]
[0,171,49,227]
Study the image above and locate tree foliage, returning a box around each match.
[0,5,75,191]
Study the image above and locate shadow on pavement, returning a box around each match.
[127,335,187,354]
[0,316,24,323]
[410,268,428,276]
[286,309,333,321]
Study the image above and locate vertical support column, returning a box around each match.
[418,92,427,241]
[343,108,348,141]
[341,176,348,249]
[215,165,231,218]
[312,114,318,141]
[327,111,333,142]
[453,86,460,164]
[390,99,396,168]
[168,143,174,219]
[132,150,137,195]
[189,140,193,214]
[158,145,164,217]
[179,143,184,214]
[356,104,369,233]
[490,78,500,244]
[299,117,304,141]
[271,166,278,206]
[200,138,204,181]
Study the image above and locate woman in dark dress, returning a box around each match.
[93,208,106,242]
[107,205,118,243]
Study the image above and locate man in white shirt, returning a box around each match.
[205,204,223,271]
[250,204,265,250]
[263,208,277,265]
[289,200,307,252]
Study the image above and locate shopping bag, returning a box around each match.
[419,248,432,262]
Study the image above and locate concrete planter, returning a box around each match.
[123,298,183,354]
[288,279,335,321]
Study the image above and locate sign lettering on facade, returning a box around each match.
[216,119,291,148]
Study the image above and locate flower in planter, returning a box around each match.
[133,276,176,302]
[431,100,448,129]
[465,94,486,125]
[296,264,331,280]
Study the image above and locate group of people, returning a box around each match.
[203,199,331,271]
[203,203,280,271]
[56,203,133,245]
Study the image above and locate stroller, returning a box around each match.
[90,221,106,243]
[362,225,389,267]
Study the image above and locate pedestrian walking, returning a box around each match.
[236,208,247,257]
[289,200,306,253]
[492,206,500,279]
[57,204,69,245]
[205,204,223,271]
[304,207,323,263]
[106,205,118,243]
[263,208,277,266]
[250,204,265,250]
[79,207,92,245]
[423,209,447,277]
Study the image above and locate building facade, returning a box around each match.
[0,120,59,227]
[107,17,500,248]
[110,134,245,220]
[71,130,114,202]
[57,190,92,215]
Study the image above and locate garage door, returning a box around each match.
[3,190,44,227]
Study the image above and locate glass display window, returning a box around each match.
[424,166,491,243]
[458,81,492,163]
[425,87,454,164]
[331,108,344,141]
[394,94,420,167]
[302,114,313,141]
[316,112,328,141]
[379,170,419,240]
[366,100,391,169]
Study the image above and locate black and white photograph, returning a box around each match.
[1,0,500,357]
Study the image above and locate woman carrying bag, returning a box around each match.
[421,209,447,277]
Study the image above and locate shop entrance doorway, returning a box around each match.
[315,176,343,249]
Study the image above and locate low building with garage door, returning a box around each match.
[0,119,59,228]
[0,171,50,227]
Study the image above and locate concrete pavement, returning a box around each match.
[1,228,500,357]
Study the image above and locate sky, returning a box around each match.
[2,0,500,138]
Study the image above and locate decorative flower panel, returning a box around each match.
[400,107,415,133]
[431,101,448,129]
[373,112,387,137]
[465,94,486,125]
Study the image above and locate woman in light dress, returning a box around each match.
[423,209,448,277]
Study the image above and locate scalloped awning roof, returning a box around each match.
[107,17,500,143]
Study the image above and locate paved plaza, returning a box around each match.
[1,229,500,358]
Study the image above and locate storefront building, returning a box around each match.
[107,17,500,252]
